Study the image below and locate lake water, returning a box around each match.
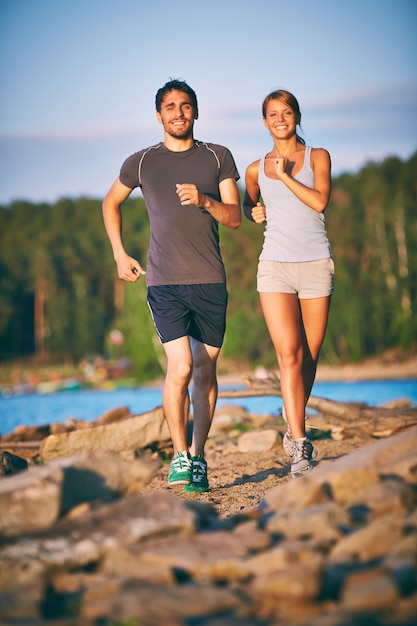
[0,378,416,437]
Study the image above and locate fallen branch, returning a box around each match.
[219,383,363,421]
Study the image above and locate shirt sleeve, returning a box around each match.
[119,151,142,189]
[218,146,240,183]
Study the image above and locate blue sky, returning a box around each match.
[1,0,416,205]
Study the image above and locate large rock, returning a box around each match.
[0,450,161,537]
[39,406,169,461]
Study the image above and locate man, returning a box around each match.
[102,79,241,493]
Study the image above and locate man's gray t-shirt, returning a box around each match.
[119,141,240,286]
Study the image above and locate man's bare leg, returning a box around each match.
[162,336,193,454]
[189,339,221,457]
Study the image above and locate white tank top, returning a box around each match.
[258,146,332,262]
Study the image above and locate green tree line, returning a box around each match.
[0,152,415,381]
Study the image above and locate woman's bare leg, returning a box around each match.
[299,295,332,402]
[259,292,306,440]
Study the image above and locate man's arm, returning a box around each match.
[102,178,146,282]
[175,177,241,230]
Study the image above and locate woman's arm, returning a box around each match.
[275,148,331,213]
[243,160,266,223]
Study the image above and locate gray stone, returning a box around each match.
[96,405,132,424]
[238,429,279,452]
[0,463,63,537]
[40,406,170,461]
[86,579,243,624]
[0,580,44,621]
[0,450,29,476]
[330,514,409,561]
[351,477,416,519]
[100,545,177,584]
[341,567,399,611]
[264,501,351,542]
[132,530,256,583]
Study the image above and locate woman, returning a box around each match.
[243,89,334,478]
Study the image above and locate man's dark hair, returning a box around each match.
[155,79,198,116]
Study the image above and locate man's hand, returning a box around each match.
[115,253,145,282]
[176,183,206,208]
[176,178,241,230]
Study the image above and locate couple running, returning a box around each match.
[102,79,333,491]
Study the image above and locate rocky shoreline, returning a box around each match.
[0,378,416,625]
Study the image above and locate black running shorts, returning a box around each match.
[147,283,228,347]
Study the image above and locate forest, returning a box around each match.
[0,151,416,382]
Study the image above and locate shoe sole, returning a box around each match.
[291,463,314,479]
[168,477,191,486]
[184,485,210,493]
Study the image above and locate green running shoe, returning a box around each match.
[184,455,210,493]
[167,451,192,485]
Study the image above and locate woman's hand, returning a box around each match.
[252,202,266,224]
[274,156,287,179]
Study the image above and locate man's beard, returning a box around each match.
[166,122,193,140]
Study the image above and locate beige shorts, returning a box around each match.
[257,258,335,298]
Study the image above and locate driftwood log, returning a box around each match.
[219,372,363,420]
[218,372,417,437]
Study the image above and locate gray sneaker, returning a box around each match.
[283,430,294,457]
[291,438,317,478]
[281,405,314,458]
[283,431,318,459]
